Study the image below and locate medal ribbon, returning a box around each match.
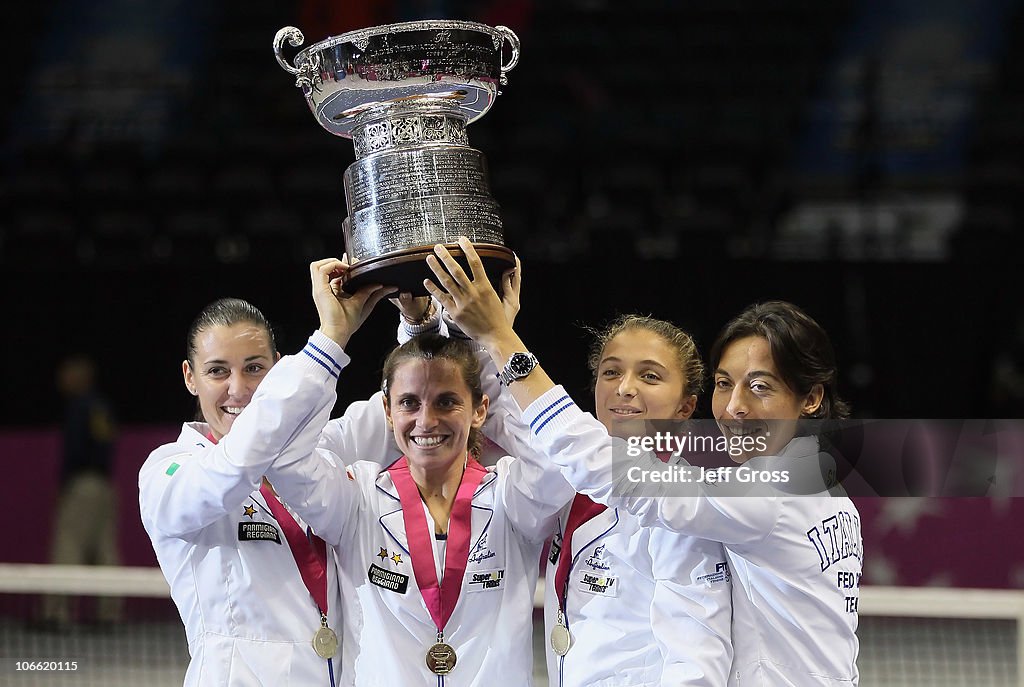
[388,455,487,632]
[553,494,607,608]
[260,483,329,616]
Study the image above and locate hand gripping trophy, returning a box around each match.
[274,20,520,294]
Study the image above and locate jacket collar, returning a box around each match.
[566,506,619,561]
[376,467,497,555]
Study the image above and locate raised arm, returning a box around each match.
[425,239,780,545]
[139,334,343,539]
[424,248,573,538]
[218,259,392,544]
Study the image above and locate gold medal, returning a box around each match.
[425,641,458,675]
[313,624,338,659]
[551,610,572,656]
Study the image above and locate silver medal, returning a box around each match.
[313,624,338,659]
[550,624,572,656]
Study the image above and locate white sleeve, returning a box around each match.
[265,341,398,545]
[138,331,346,539]
[648,529,734,686]
[316,391,401,466]
[265,446,360,547]
[396,299,445,344]
[494,397,576,543]
[521,385,781,546]
[474,344,574,542]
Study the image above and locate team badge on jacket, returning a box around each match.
[697,561,731,586]
[237,521,281,544]
[368,563,409,594]
[576,571,617,596]
[466,569,505,592]
[469,533,495,564]
[584,544,610,571]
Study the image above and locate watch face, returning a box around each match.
[509,353,534,375]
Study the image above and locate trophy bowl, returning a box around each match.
[274,20,520,295]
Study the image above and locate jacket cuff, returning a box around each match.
[300,331,352,380]
[441,310,472,340]
[521,385,583,437]
[397,306,443,344]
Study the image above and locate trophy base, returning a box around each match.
[344,243,516,297]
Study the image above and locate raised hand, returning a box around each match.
[424,237,513,348]
[427,238,556,409]
[310,257,395,347]
[389,291,435,325]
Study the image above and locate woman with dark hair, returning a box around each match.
[236,256,567,686]
[338,274,732,684]
[427,239,862,686]
[709,299,850,421]
[139,274,393,687]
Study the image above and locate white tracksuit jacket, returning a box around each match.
[521,386,862,687]
[486,398,733,687]
[540,504,734,687]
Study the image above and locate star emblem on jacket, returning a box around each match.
[377,547,389,562]
[243,504,257,519]
[391,552,403,565]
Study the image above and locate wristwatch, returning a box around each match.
[498,352,538,386]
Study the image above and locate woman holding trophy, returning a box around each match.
[139,277,393,687]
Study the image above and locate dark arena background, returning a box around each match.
[2,1,1024,685]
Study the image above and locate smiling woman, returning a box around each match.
[380,336,489,538]
[182,299,280,441]
[589,316,701,435]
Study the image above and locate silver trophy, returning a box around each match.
[273,20,520,294]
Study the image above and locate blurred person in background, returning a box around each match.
[41,353,121,630]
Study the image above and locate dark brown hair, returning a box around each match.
[709,301,850,419]
[186,297,277,366]
[382,334,485,457]
[185,298,277,422]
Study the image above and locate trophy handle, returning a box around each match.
[494,25,520,86]
[273,26,321,88]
